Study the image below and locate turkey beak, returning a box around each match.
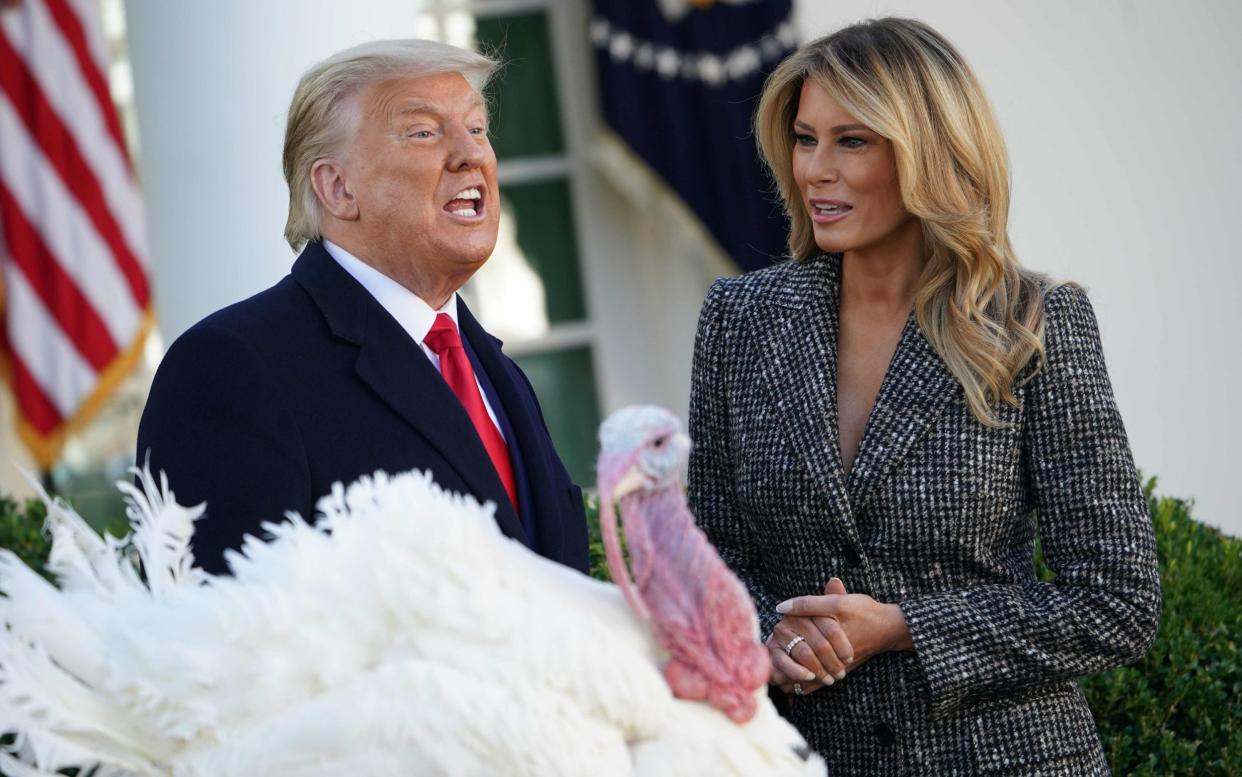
[611,466,646,500]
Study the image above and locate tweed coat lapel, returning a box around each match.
[746,256,861,546]
[843,295,959,516]
[747,254,960,527]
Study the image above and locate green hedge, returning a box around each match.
[1075,481,1241,775]
[584,491,614,583]
[0,495,48,580]
[2,483,1236,774]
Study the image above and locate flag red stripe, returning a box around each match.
[0,182,120,370]
[0,29,149,308]
[1,328,64,435]
[42,0,132,170]
[13,355,63,435]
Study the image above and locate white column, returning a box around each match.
[123,0,433,342]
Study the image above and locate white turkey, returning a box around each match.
[0,407,824,776]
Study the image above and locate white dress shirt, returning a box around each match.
[324,240,504,438]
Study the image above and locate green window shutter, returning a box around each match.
[513,346,602,486]
[499,178,586,324]
[475,12,564,159]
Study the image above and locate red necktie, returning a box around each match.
[423,313,519,513]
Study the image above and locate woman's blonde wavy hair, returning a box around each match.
[755,18,1052,426]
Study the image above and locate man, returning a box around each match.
[137,40,589,575]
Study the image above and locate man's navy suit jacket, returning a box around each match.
[136,241,590,575]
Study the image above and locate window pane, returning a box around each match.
[474,12,564,158]
[513,346,601,486]
[502,178,585,323]
[464,177,585,339]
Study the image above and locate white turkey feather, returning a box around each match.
[0,633,158,774]
[19,471,129,599]
[0,465,824,776]
[115,463,205,597]
[174,660,636,777]
[0,550,109,685]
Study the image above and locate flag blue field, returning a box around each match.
[590,0,796,273]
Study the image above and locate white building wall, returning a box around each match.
[123,0,448,341]
[793,0,1242,533]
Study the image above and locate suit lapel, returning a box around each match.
[292,243,528,544]
[457,301,565,557]
[352,318,528,543]
[748,254,959,535]
[747,256,860,548]
[844,307,958,516]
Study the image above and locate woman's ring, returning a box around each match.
[793,683,805,696]
[784,634,806,656]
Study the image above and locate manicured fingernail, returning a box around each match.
[803,670,816,681]
[821,674,834,685]
[844,655,855,664]
[834,670,846,681]
[775,601,792,614]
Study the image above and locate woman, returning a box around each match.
[687,17,1161,776]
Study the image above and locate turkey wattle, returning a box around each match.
[596,405,770,724]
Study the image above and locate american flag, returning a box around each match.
[0,0,150,470]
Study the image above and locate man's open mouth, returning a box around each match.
[444,187,484,218]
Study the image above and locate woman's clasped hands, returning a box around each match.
[766,577,914,696]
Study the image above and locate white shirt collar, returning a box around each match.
[323,240,458,344]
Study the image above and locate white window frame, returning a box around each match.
[419,0,598,360]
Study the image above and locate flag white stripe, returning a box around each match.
[69,0,153,275]
[66,0,109,76]
[1,4,149,269]
[4,265,97,417]
[0,93,142,347]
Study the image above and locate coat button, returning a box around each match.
[843,546,862,566]
[873,721,897,747]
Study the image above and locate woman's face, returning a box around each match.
[791,80,914,256]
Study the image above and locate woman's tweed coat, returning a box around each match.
[687,255,1161,776]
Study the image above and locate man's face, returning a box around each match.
[344,72,500,293]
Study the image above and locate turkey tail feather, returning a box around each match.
[0,576,162,774]
[117,460,206,597]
